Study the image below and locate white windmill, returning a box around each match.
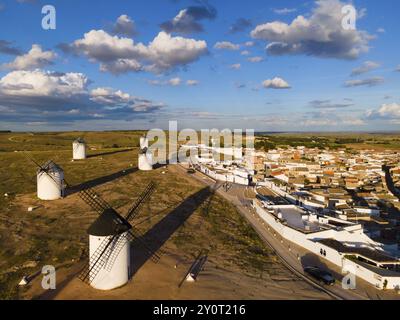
[77,182,159,290]
[32,159,65,201]
[23,154,65,201]
[73,138,86,160]
[138,136,153,171]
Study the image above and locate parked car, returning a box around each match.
[304,266,335,285]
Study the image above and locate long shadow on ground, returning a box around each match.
[66,167,138,195]
[87,148,134,159]
[130,186,213,276]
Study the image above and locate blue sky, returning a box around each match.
[0,0,399,131]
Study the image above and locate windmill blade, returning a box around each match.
[21,152,45,171]
[78,188,112,214]
[104,233,131,272]
[40,159,66,190]
[124,181,156,222]
[127,228,160,263]
[78,234,120,284]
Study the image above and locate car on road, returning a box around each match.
[304,266,335,285]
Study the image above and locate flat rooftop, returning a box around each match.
[317,238,399,264]
[275,207,322,233]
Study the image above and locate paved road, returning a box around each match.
[175,164,400,300]
[383,165,400,201]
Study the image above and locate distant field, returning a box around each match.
[255,132,400,151]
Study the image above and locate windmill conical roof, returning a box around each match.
[87,208,132,237]
[74,137,85,144]
[38,160,63,174]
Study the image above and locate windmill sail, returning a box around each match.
[77,182,161,287]
[125,182,156,222]
[78,234,120,284]
[78,188,112,214]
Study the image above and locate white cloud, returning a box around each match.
[148,77,198,87]
[229,63,241,70]
[112,15,136,36]
[65,30,207,74]
[351,61,380,76]
[247,56,263,63]
[0,69,164,123]
[345,77,384,87]
[367,103,400,119]
[2,44,56,70]
[90,87,131,105]
[251,0,372,59]
[273,8,297,15]
[241,50,250,56]
[186,79,199,86]
[168,77,182,86]
[214,41,240,50]
[0,69,87,96]
[100,58,142,74]
[262,77,291,89]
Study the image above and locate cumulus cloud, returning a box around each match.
[351,61,380,76]
[345,77,384,87]
[229,18,252,34]
[90,87,131,105]
[0,69,164,123]
[366,103,400,122]
[0,40,21,55]
[99,59,142,74]
[214,41,240,50]
[241,50,250,56]
[262,77,291,89]
[62,30,208,74]
[160,4,216,34]
[0,69,87,97]
[2,44,56,70]
[251,0,372,60]
[112,15,136,36]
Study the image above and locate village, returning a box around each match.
[183,140,400,291]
